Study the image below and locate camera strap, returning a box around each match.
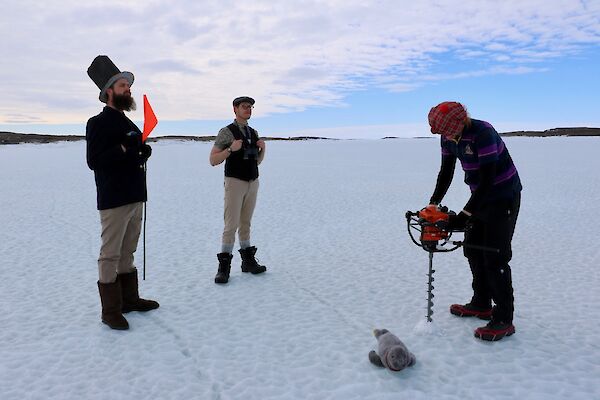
[243,126,252,143]
[228,123,258,146]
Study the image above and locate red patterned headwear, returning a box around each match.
[428,102,467,137]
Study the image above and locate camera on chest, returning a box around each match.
[243,145,259,160]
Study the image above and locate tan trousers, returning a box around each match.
[98,202,143,283]
[222,177,259,246]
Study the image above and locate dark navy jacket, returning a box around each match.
[431,119,522,213]
[86,106,147,210]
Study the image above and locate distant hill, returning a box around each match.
[0,132,83,145]
[1,127,599,145]
[0,131,333,145]
[501,127,600,137]
[384,127,600,139]
[151,135,334,142]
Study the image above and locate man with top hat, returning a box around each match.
[86,55,158,330]
[427,101,522,341]
[209,96,267,284]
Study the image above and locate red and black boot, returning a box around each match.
[450,303,492,320]
[474,320,515,341]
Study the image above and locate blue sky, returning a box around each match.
[1,0,599,139]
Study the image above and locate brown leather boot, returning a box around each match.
[97,280,129,330]
[119,268,160,313]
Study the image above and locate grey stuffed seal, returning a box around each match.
[368,329,416,371]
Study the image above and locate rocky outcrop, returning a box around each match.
[501,127,600,137]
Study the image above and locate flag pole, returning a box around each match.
[143,162,147,280]
[142,94,157,281]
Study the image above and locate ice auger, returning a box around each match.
[406,205,498,323]
[405,205,462,323]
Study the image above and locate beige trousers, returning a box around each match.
[222,177,259,246]
[98,202,143,283]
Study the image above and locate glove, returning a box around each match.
[140,143,152,163]
[123,130,141,150]
[446,211,470,231]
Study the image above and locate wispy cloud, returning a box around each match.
[0,0,599,124]
[140,60,202,75]
[2,114,44,124]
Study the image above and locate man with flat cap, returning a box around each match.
[209,96,267,284]
[86,55,158,330]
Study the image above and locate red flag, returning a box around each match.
[142,94,158,142]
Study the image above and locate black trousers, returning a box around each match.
[463,192,521,323]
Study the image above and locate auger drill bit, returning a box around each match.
[426,251,435,322]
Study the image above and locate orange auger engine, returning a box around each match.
[416,205,451,249]
[405,205,460,253]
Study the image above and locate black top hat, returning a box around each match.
[87,55,134,103]
[233,96,255,107]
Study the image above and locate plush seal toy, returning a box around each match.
[368,329,416,372]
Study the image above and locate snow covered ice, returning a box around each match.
[1,137,599,399]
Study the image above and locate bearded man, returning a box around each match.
[86,55,158,330]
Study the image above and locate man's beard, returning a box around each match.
[113,93,136,112]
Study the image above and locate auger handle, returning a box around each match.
[452,241,500,253]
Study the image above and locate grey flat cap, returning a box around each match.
[232,96,255,107]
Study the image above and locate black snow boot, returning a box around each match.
[215,253,233,284]
[239,246,267,274]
